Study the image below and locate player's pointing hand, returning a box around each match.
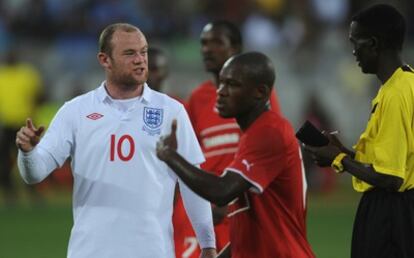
[16,118,45,152]
[156,119,178,161]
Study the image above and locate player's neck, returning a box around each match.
[105,81,144,99]
[236,104,269,131]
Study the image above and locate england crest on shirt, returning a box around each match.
[143,107,163,135]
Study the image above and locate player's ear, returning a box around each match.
[255,84,270,100]
[368,36,379,51]
[97,52,111,69]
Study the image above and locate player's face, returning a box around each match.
[200,25,238,74]
[349,21,378,74]
[216,63,257,118]
[148,54,168,92]
[108,30,149,87]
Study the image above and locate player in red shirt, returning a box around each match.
[157,52,315,258]
[174,20,282,257]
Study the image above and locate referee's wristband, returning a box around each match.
[331,153,347,173]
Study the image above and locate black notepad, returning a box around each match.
[296,121,329,147]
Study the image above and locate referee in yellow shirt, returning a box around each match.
[305,4,414,258]
[0,49,42,205]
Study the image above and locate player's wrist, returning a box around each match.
[200,247,217,258]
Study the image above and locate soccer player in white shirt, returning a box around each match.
[15,23,217,258]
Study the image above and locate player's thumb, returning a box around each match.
[35,126,45,137]
[171,119,177,136]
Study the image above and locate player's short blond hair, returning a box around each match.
[98,23,140,57]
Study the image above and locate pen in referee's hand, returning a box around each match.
[321,130,340,135]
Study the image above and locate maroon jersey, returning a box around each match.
[225,111,315,258]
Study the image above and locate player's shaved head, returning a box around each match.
[224,52,275,88]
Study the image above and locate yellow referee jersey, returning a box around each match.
[353,65,414,192]
[0,63,42,127]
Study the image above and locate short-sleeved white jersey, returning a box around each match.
[37,83,208,258]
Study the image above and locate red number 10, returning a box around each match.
[110,134,135,161]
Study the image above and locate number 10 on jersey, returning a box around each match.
[110,134,135,161]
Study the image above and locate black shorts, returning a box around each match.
[351,188,414,258]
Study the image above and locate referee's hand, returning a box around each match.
[15,118,45,152]
[304,143,341,167]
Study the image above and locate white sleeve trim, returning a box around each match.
[222,168,264,194]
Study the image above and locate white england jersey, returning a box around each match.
[25,83,214,258]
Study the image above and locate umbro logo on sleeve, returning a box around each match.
[86,113,104,120]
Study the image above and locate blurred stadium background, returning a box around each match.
[0,0,413,257]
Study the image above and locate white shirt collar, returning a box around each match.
[96,81,153,104]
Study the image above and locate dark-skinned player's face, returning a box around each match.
[349,21,378,74]
[148,53,168,92]
[200,25,238,74]
[216,63,257,118]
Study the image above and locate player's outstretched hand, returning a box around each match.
[156,119,178,161]
[15,118,45,152]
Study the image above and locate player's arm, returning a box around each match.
[162,147,251,206]
[305,144,402,191]
[340,155,402,190]
[157,120,252,207]
[16,118,58,184]
[179,174,216,252]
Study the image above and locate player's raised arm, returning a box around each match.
[157,120,251,206]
